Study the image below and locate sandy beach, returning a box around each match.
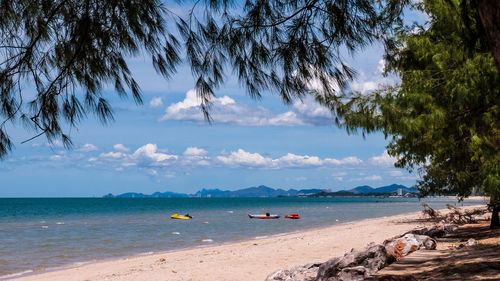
[10,205,487,281]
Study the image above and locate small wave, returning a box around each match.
[0,270,34,279]
[171,232,180,235]
[55,222,65,225]
[201,239,213,242]
[71,261,90,267]
[203,221,209,224]
[254,235,269,239]
[335,219,339,221]
[40,220,46,223]
[41,226,48,229]
[227,211,234,213]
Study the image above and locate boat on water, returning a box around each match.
[248,213,280,219]
[170,214,192,220]
[284,213,300,219]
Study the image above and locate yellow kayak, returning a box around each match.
[170,214,192,220]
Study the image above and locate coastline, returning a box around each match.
[9,204,486,281]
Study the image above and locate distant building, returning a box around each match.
[397,188,403,196]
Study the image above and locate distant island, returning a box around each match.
[103,184,418,198]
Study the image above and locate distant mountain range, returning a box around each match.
[103,184,417,198]
[340,184,418,194]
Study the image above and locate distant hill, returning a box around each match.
[372,184,417,194]
[104,185,324,198]
[348,185,375,194]
[103,191,188,198]
[103,184,416,198]
[339,184,418,194]
[306,184,418,198]
[186,185,323,198]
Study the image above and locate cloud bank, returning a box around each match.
[159,89,334,126]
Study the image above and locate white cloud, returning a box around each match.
[268,111,306,126]
[100,151,125,159]
[216,149,274,168]
[324,156,363,165]
[132,144,178,165]
[182,147,210,166]
[351,80,378,94]
[369,150,396,167]
[349,66,397,95]
[277,153,323,168]
[113,144,130,152]
[149,97,163,108]
[286,96,333,126]
[183,147,208,156]
[293,98,332,119]
[159,89,222,122]
[77,143,98,152]
[378,59,386,73]
[83,144,405,185]
[197,160,210,166]
[92,144,178,169]
[159,90,333,127]
[294,65,341,96]
[39,140,65,148]
[215,149,362,169]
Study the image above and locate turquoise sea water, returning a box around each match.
[0,197,482,278]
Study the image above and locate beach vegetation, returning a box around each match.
[319,0,500,227]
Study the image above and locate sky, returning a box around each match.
[0,4,425,197]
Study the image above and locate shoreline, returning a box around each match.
[9,204,486,281]
[3,210,422,280]
[1,211,418,280]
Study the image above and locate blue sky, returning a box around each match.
[0,4,425,197]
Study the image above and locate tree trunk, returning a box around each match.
[491,203,500,229]
[476,0,500,73]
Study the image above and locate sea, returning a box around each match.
[0,197,484,279]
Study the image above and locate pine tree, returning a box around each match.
[320,0,500,227]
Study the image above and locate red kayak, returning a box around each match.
[248,213,280,219]
[285,213,300,219]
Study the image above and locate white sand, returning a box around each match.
[11,206,484,281]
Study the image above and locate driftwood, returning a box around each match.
[420,203,486,224]
[266,234,437,281]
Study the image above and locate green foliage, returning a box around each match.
[320,0,500,200]
[0,0,407,158]
[183,0,408,114]
[0,0,180,157]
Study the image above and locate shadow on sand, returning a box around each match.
[372,223,500,280]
